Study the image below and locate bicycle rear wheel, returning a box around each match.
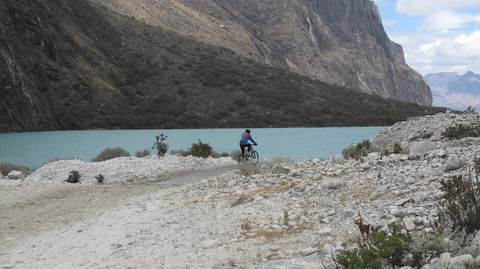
[250,150,259,164]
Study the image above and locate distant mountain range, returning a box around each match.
[424,71,480,111]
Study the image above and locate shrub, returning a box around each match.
[95,174,105,184]
[341,140,372,159]
[335,220,418,269]
[66,170,81,183]
[443,124,480,139]
[436,174,480,235]
[189,139,213,158]
[171,140,222,158]
[92,147,131,162]
[152,133,169,156]
[135,149,151,158]
[393,143,403,154]
[0,162,31,176]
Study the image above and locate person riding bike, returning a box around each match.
[239,129,257,157]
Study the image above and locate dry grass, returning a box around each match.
[254,181,296,198]
[253,223,312,241]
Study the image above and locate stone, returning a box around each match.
[448,254,474,269]
[403,218,415,231]
[318,228,332,236]
[7,170,25,180]
[438,252,451,268]
[409,142,436,154]
[292,184,306,193]
[321,179,345,189]
[271,165,290,175]
[443,156,466,172]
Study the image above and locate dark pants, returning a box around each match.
[239,143,251,156]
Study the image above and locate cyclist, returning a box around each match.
[239,129,257,157]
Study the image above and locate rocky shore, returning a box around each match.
[1,111,480,269]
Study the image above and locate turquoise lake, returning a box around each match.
[0,127,384,168]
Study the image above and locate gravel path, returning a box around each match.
[0,163,237,269]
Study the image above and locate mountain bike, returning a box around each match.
[239,144,259,164]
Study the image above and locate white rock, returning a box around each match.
[409,142,436,155]
[321,179,345,189]
[438,252,451,268]
[443,156,466,172]
[448,254,474,269]
[7,170,25,180]
[318,228,332,236]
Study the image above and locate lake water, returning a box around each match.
[0,127,384,168]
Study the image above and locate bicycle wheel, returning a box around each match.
[250,150,259,164]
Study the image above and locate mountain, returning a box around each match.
[424,71,480,111]
[0,0,441,132]
[90,0,432,106]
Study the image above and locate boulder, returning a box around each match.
[271,165,290,175]
[448,254,474,269]
[321,178,346,189]
[443,156,466,172]
[7,170,25,180]
[409,142,436,154]
[438,252,451,268]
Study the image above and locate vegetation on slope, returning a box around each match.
[0,0,446,131]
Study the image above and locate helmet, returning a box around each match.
[245,129,251,133]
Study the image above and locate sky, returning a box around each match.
[373,0,480,76]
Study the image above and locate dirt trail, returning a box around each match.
[0,164,237,250]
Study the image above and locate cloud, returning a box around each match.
[423,10,480,31]
[396,0,480,16]
[391,30,480,74]
[396,1,480,32]
[382,1,480,74]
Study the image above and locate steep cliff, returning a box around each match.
[90,0,432,105]
[0,0,123,131]
[0,0,442,132]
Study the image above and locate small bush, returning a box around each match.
[92,147,131,162]
[443,124,479,139]
[152,133,169,156]
[393,143,403,154]
[436,174,480,234]
[171,140,223,158]
[135,149,151,158]
[95,174,105,184]
[336,220,418,269]
[189,139,213,158]
[341,140,372,159]
[0,162,31,176]
[66,170,81,183]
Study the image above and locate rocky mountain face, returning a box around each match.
[0,0,123,131]
[91,0,432,105]
[0,0,438,132]
[424,71,480,111]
